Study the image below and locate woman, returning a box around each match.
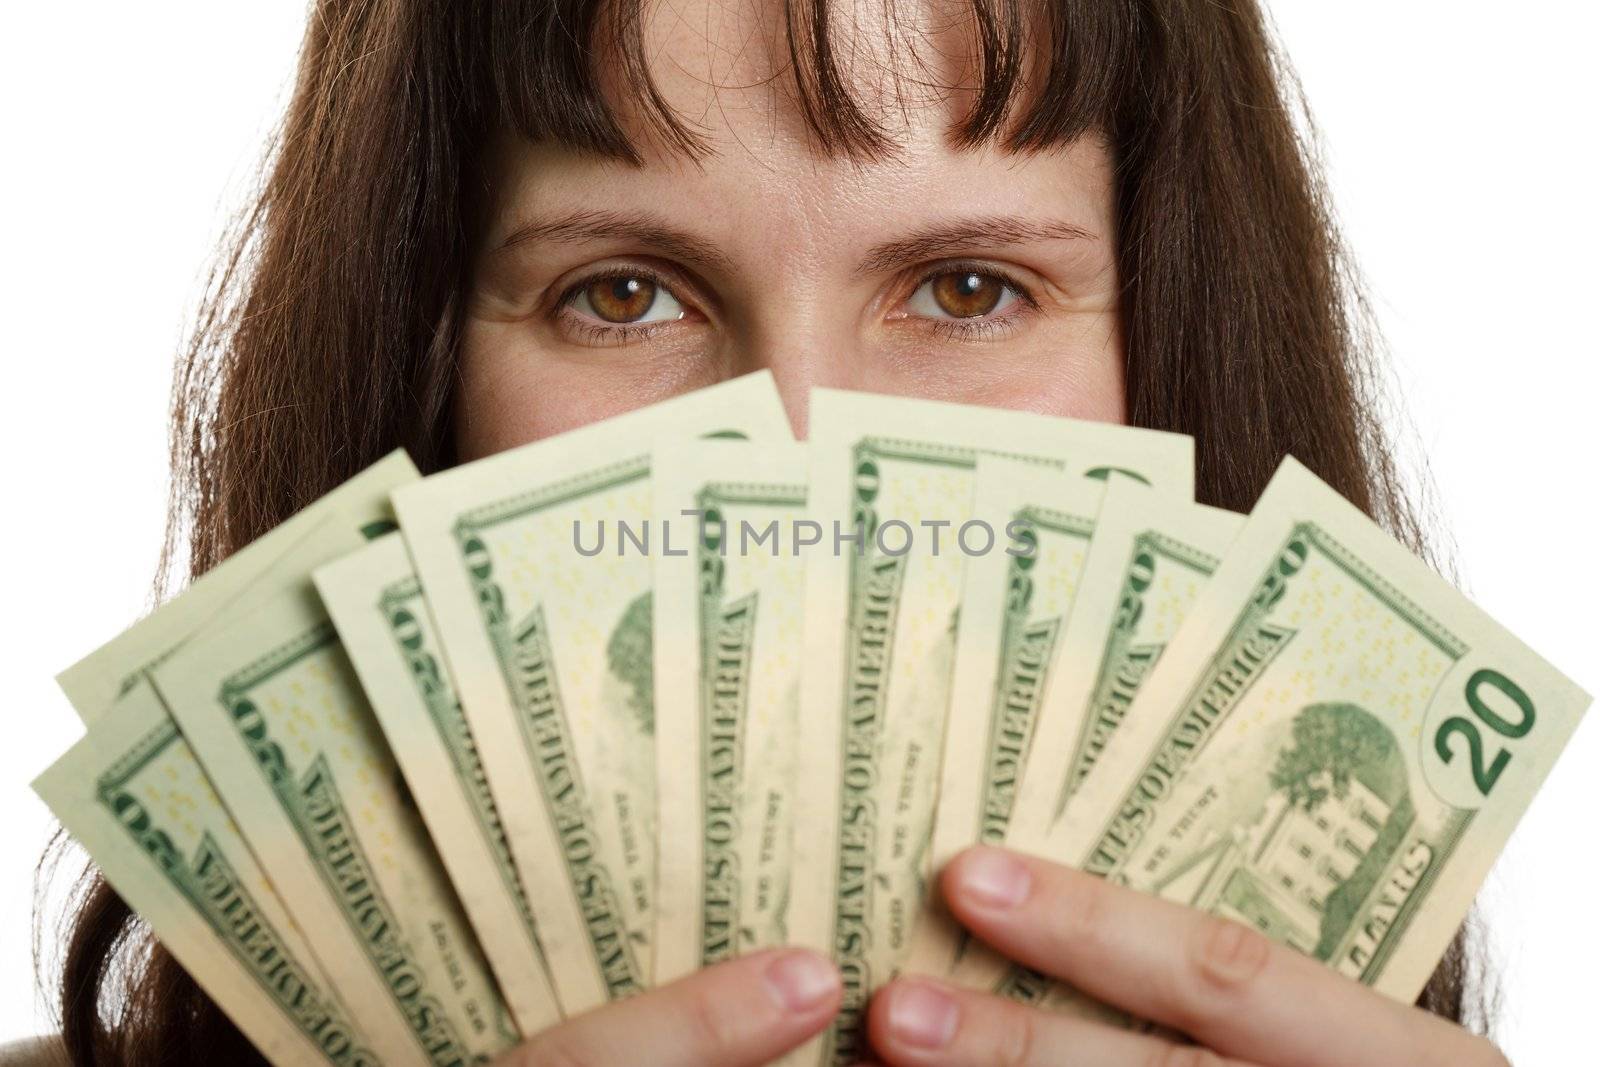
[39,0,1506,1064]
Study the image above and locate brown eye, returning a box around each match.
[932,271,1003,317]
[583,276,658,323]
[907,269,1020,322]
[563,270,689,340]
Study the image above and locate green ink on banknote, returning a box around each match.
[1059,532,1225,811]
[99,721,377,1067]
[220,626,474,1065]
[380,577,543,947]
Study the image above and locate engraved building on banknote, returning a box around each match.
[1151,701,1415,963]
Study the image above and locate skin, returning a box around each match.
[456,0,1123,455]
[463,2,1509,1063]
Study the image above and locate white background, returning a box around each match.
[1,2,1594,1060]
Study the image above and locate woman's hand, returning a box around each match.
[867,847,1508,1067]
[495,947,840,1066]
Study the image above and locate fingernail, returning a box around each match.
[955,848,1030,909]
[763,950,839,1013]
[886,981,959,1049]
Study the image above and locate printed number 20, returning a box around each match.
[1434,669,1536,797]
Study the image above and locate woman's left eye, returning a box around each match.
[567,273,687,325]
[905,269,1023,320]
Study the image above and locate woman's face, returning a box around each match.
[456,0,1124,459]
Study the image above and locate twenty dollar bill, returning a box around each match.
[962,478,1242,994]
[57,451,418,724]
[393,372,792,1012]
[789,390,1194,1063]
[315,533,560,1034]
[1008,478,1245,856]
[1005,458,1591,1011]
[35,679,381,1067]
[651,440,808,983]
[154,576,518,1066]
[905,457,1106,979]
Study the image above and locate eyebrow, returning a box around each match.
[495,209,738,276]
[494,209,1098,277]
[855,216,1099,277]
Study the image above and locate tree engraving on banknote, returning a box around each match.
[1082,524,1467,976]
[998,460,1589,1012]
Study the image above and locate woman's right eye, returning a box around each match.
[566,273,687,326]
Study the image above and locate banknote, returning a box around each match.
[393,372,792,1012]
[999,457,1591,1012]
[904,458,1106,980]
[956,479,1242,994]
[1009,480,1245,855]
[153,571,518,1067]
[39,379,1594,1067]
[315,533,560,1034]
[34,678,383,1067]
[57,451,418,722]
[650,440,808,983]
[788,390,1195,1063]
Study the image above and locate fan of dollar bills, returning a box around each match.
[35,372,1590,1066]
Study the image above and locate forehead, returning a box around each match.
[600,0,985,157]
[481,0,1112,253]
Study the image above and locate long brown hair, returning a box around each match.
[42,1,1491,1062]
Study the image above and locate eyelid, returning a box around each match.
[552,259,707,318]
[550,261,704,347]
[558,316,672,347]
[904,258,1042,312]
[895,259,1043,345]
[923,315,1027,343]
[548,255,1043,347]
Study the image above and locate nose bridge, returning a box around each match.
[735,315,842,441]
[722,180,858,440]
[726,266,850,442]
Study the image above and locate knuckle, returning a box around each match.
[1145,1043,1228,1067]
[501,1031,596,1067]
[995,1003,1041,1067]
[1192,916,1271,991]
[1045,870,1111,962]
[1160,916,1269,1032]
[684,984,744,1055]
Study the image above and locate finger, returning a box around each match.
[867,975,1266,1067]
[497,947,841,1067]
[941,847,1503,1067]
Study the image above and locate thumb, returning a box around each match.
[497,948,840,1067]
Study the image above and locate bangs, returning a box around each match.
[461,0,1143,164]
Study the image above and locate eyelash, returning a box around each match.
[908,259,1039,342]
[553,259,1040,344]
[554,265,684,346]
